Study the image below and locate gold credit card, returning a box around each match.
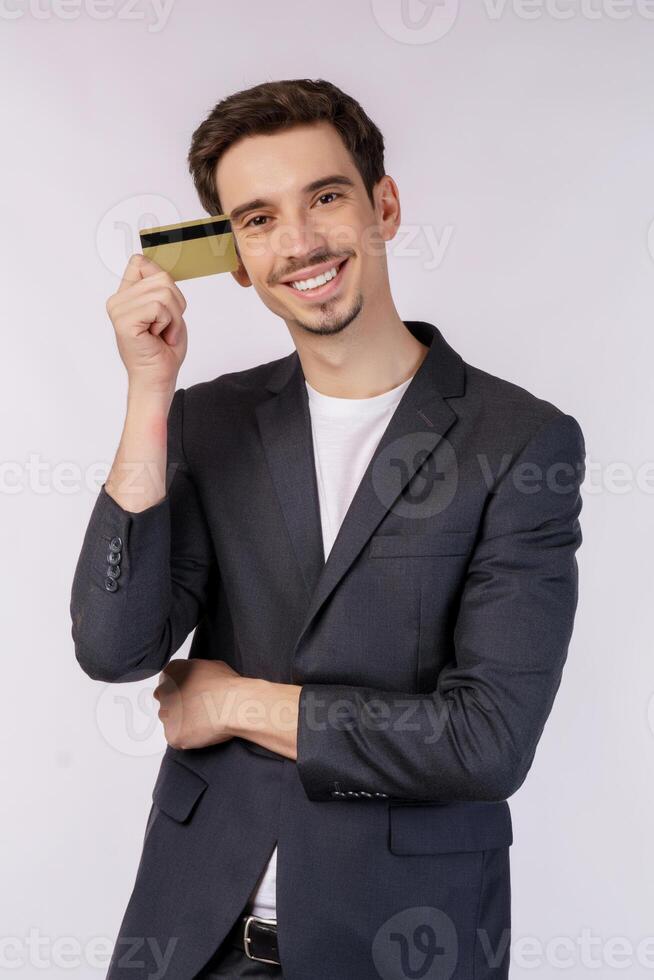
[138,214,239,281]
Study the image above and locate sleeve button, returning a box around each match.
[104,577,118,592]
[107,550,121,565]
[109,536,123,552]
[106,564,121,580]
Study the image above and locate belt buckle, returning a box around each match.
[242,913,279,965]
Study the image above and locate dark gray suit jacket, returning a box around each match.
[70,320,585,980]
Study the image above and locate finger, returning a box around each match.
[160,317,186,347]
[147,301,176,338]
[147,298,184,340]
[117,253,165,293]
[110,299,170,339]
[112,289,185,338]
[115,272,188,315]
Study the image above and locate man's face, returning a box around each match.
[215,121,391,337]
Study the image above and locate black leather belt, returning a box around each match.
[229,912,280,965]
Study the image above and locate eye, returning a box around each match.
[316,191,341,205]
[244,214,269,229]
[243,192,341,228]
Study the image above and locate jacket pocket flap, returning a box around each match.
[152,757,208,823]
[370,531,477,558]
[389,800,513,855]
[242,741,286,762]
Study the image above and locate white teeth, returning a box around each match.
[290,264,339,291]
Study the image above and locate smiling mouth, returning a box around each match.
[278,257,350,301]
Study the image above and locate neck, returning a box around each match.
[288,306,429,399]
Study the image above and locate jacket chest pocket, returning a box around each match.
[369,530,477,558]
[368,530,477,691]
[388,800,513,855]
[151,755,208,824]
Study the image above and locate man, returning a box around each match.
[70,78,585,979]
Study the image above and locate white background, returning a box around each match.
[2,1,653,976]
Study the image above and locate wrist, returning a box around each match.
[225,677,270,738]
[127,382,176,414]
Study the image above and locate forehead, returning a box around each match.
[215,121,359,211]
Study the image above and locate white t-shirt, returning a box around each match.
[246,371,416,919]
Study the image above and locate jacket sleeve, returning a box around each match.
[295,411,586,804]
[70,387,219,683]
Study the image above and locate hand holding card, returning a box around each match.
[105,254,189,394]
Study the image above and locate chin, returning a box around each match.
[292,291,364,337]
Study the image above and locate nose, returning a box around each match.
[273,207,326,263]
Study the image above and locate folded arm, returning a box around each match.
[293,411,586,803]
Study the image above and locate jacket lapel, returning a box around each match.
[255,320,466,655]
[255,356,326,601]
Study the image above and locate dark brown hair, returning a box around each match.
[187,78,386,217]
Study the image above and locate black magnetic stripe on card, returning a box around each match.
[140,218,232,248]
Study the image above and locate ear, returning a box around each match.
[229,236,252,287]
[374,175,401,244]
[230,260,252,288]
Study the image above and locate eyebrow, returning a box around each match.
[227,174,356,226]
